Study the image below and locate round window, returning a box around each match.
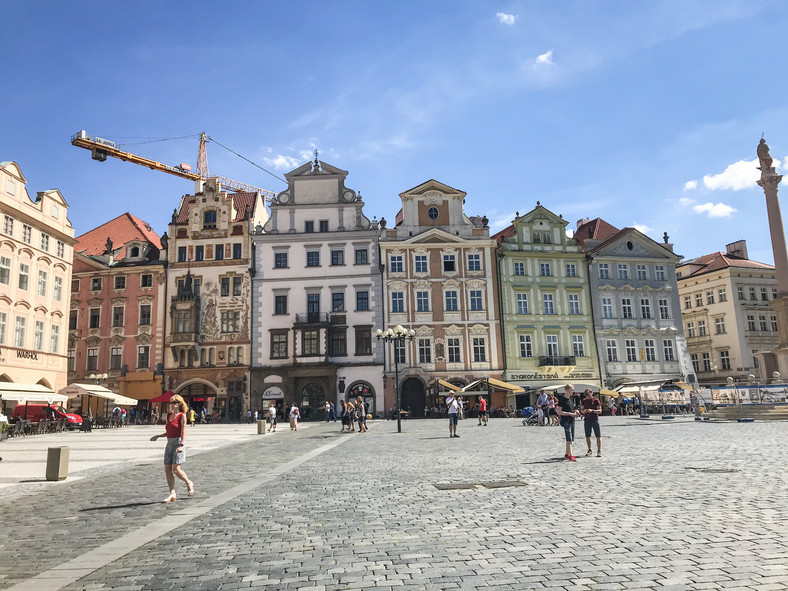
[428,206,439,220]
[627,241,633,251]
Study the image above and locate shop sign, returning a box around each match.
[508,373,559,380]
[17,350,39,361]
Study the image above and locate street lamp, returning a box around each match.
[376,325,415,433]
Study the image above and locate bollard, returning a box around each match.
[257,420,266,435]
[46,446,70,481]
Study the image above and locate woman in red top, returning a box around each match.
[150,394,194,503]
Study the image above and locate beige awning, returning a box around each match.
[59,383,137,404]
[112,394,139,406]
[487,377,525,393]
[461,379,486,392]
[670,381,693,391]
[436,379,461,392]
[599,388,618,397]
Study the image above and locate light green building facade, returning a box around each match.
[494,204,602,405]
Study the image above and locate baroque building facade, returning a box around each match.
[574,218,692,398]
[379,180,503,415]
[68,213,166,406]
[250,158,384,417]
[495,204,601,404]
[164,179,268,420]
[0,161,74,393]
[677,240,779,386]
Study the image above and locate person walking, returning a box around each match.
[581,389,602,457]
[446,392,460,438]
[477,396,488,426]
[329,401,336,422]
[339,399,349,432]
[150,394,194,503]
[267,401,277,432]
[535,390,549,426]
[346,401,356,432]
[356,396,368,432]
[556,385,580,461]
[289,402,300,431]
[547,393,559,426]
[325,401,331,422]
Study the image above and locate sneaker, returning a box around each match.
[585,450,593,457]
[564,454,570,459]
[597,451,602,457]
[568,455,576,461]
[454,434,459,438]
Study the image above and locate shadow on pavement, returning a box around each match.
[80,501,162,512]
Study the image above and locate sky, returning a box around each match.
[2,1,788,265]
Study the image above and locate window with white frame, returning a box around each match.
[599,264,610,279]
[715,317,726,334]
[414,255,428,273]
[606,339,618,361]
[6,179,15,195]
[519,334,532,357]
[602,297,613,319]
[720,350,731,370]
[86,347,98,371]
[416,291,430,312]
[3,215,14,236]
[0,312,5,344]
[625,339,638,362]
[640,298,651,319]
[18,263,29,290]
[394,339,405,364]
[445,290,458,311]
[467,253,481,271]
[0,256,9,285]
[737,286,745,300]
[572,334,585,357]
[718,288,727,302]
[516,293,528,314]
[389,255,403,272]
[57,241,65,258]
[391,292,404,313]
[469,290,483,311]
[759,315,768,331]
[698,320,707,336]
[546,334,559,357]
[22,224,31,243]
[655,265,666,280]
[691,354,699,373]
[41,233,50,251]
[514,262,525,276]
[447,338,461,363]
[706,291,714,305]
[472,337,487,362]
[54,276,63,301]
[568,294,580,315]
[443,254,456,272]
[687,322,695,338]
[622,298,633,319]
[34,321,44,350]
[418,338,432,363]
[618,264,629,280]
[221,311,240,333]
[566,263,577,277]
[636,265,647,280]
[663,339,675,361]
[37,270,47,296]
[540,262,551,277]
[684,295,692,309]
[543,293,555,314]
[330,249,344,266]
[137,345,150,368]
[702,352,711,372]
[771,316,778,332]
[644,339,656,361]
[659,299,670,319]
[110,347,122,370]
[747,315,756,331]
[50,325,59,353]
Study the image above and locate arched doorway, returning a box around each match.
[401,378,425,418]
[347,382,375,417]
[177,382,217,420]
[300,383,325,421]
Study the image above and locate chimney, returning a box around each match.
[726,240,749,260]
[576,218,591,229]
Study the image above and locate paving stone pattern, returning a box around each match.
[2,417,788,590]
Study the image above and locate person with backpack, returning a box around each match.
[289,402,300,431]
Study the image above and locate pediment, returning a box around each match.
[594,229,679,261]
[399,179,466,200]
[285,159,348,180]
[516,205,568,227]
[405,228,470,245]
[1,161,27,183]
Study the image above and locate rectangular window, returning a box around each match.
[136,274,151,289]
[448,338,461,363]
[706,291,714,305]
[233,276,242,296]
[754,350,760,368]
[41,233,50,251]
[718,288,727,302]
[698,320,707,336]
[194,245,204,262]
[691,354,699,374]
[203,210,217,229]
[771,316,779,332]
[355,249,368,265]
[57,241,65,257]
[702,352,711,372]
[543,293,555,315]
[0,311,5,344]
[737,286,745,300]
[307,251,320,267]
[137,346,150,368]
[67,349,76,371]
[329,329,347,356]
[546,335,559,357]
[599,264,610,279]
[69,309,78,330]
[655,265,666,280]
[19,263,29,290]
[416,291,430,312]
[663,339,675,361]
[232,243,242,259]
[516,293,528,314]
[602,297,613,319]
[747,315,756,331]
[443,254,456,272]
[761,287,769,301]
[389,255,403,273]
[37,270,47,296]
[568,294,580,315]
[645,339,656,361]
[659,299,670,320]
[640,298,651,319]
[572,334,585,357]
[274,252,287,268]
[606,339,618,362]
[34,320,44,350]
[112,306,124,327]
[540,263,551,277]
[356,291,369,311]
[221,311,240,333]
[519,334,532,358]
[319,220,329,232]
[355,328,372,356]
[304,221,314,233]
[86,347,98,371]
[139,305,151,326]
[514,262,525,276]
[472,337,486,362]
[687,322,695,338]
[759,315,768,331]
[391,292,404,313]
[625,339,638,362]
[469,290,483,311]
[3,215,14,236]
[415,255,428,273]
[445,290,458,312]
[271,332,288,359]
[566,264,577,277]
[274,294,288,315]
[467,253,481,271]
[0,256,9,284]
[618,264,629,280]
[111,275,125,290]
[394,339,405,365]
[715,317,726,334]
[720,350,731,370]
[221,277,230,297]
[332,292,345,312]
[50,325,59,353]
[622,298,633,319]
[89,308,100,329]
[418,338,432,363]
[6,179,14,195]
[22,224,31,243]
[110,347,122,370]
[636,265,647,280]
[684,295,692,309]
[177,246,187,262]
[749,287,757,301]
[14,316,26,347]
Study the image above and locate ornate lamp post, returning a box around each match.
[376,325,415,433]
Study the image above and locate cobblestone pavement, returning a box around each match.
[1,416,787,590]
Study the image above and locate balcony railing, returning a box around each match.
[294,312,329,325]
[538,355,576,366]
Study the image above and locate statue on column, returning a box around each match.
[758,138,774,171]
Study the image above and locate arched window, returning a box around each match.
[130,246,140,257]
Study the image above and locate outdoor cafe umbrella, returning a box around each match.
[150,391,175,403]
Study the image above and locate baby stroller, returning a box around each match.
[521,406,539,426]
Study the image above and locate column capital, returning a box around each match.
[757,174,783,189]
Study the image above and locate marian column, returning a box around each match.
[756,138,788,378]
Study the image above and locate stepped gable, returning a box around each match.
[175,191,257,224]
[75,212,161,259]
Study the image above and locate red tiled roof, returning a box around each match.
[175,191,257,225]
[75,212,162,258]
[678,251,774,278]
[492,224,515,243]
[574,218,620,246]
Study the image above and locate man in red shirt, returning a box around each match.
[477,396,488,426]
[581,389,602,457]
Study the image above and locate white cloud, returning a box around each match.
[534,50,555,67]
[702,158,759,191]
[683,180,698,191]
[692,202,737,218]
[263,154,300,170]
[496,12,516,26]
[632,222,654,234]
[679,197,696,207]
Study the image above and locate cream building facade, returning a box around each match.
[677,240,779,386]
[0,161,75,394]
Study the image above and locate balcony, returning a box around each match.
[538,355,576,367]
[329,313,347,326]
[295,312,329,325]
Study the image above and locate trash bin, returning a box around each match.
[257,420,266,435]
[46,446,70,481]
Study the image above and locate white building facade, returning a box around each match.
[250,158,384,418]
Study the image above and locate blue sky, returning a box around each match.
[3,1,787,264]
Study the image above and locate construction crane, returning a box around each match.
[71,130,278,201]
